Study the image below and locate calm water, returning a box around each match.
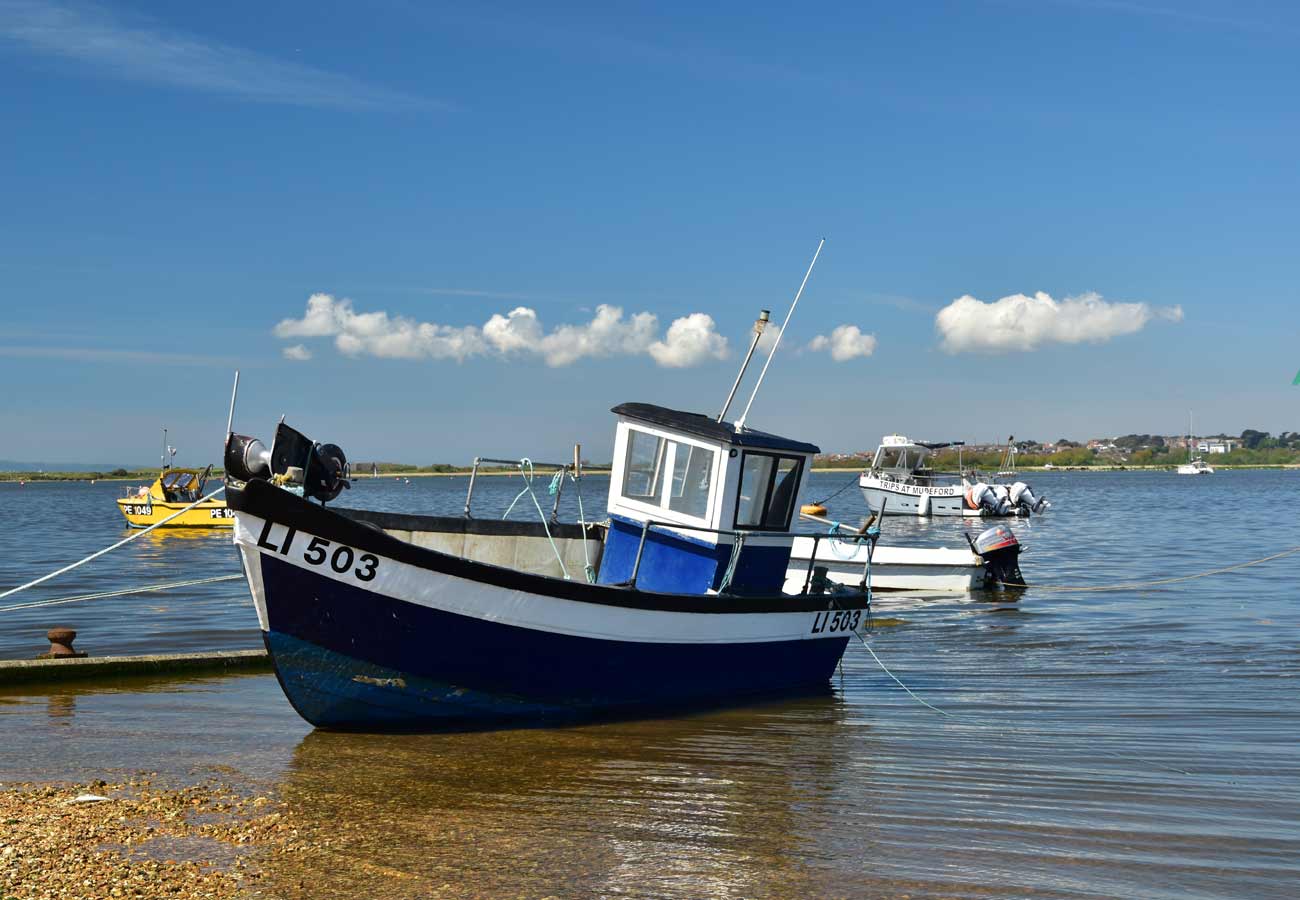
[1,471,1298,897]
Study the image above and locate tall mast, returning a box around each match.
[718,310,770,422]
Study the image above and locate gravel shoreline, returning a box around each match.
[1,779,291,899]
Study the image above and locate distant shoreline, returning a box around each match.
[809,464,1300,473]
[5,462,1295,484]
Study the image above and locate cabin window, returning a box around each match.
[735,451,804,530]
[620,428,717,521]
[622,430,667,501]
[668,444,715,519]
[875,447,909,469]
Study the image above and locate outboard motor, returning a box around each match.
[970,524,1025,589]
[1008,481,1049,516]
[967,482,1011,516]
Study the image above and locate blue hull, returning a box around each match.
[259,556,849,731]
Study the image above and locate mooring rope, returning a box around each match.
[0,487,227,601]
[810,473,859,507]
[568,471,598,583]
[501,458,570,580]
[848,626,1194,777]
[1008,545,1300,593]
[0,574,243,615]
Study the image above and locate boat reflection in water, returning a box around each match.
[256,694,865,899]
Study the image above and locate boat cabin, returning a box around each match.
[870,435,961,481]
[127,468,210,504]
[597,403,819,595]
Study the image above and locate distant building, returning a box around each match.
[1198,440,1235,454]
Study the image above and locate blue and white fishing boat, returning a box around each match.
[224,243,870,731]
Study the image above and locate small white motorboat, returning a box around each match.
[858,435,1049,517]
[784,524,1026,595]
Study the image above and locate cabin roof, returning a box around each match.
[611,403,820,455]
[881,435,964,451]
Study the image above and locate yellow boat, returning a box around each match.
[116,466,232,528]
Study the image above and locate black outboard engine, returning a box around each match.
[970,524,1025,589]
[225,422,350,504]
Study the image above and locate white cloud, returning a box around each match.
[808,325,877,362]
[483,306,543,354]
[537,304,659,367]
[275,295,485,361]
[273,294,730,368]
[0,0,437,111]
[282,344,312,361]
[755,322,782,353]
[648,313,730,368]
[935,291,1183,354]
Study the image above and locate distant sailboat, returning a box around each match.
[1177,412,1214,476]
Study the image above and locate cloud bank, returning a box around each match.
[935,291,1183,354]
[275,294,730,368]
[808,325,877,362]
[0,0,436,111]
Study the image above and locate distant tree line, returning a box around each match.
[815,428,1300,469]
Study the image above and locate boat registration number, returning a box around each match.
[256,522,379,582]
[810,609,861,634]
[125,504,152,516]
[209,508,234,519]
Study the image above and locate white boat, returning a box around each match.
[784,524,1025,594]
[1177,413,1214,475]
[858,435,1048,517]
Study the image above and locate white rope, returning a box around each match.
[571,471,597,583]
[0,574,243,614]
[850,627,1193,776]
[856,636,952,717]
[0,486,227,600]
[502,459,570,580]
[1011,545,1300,593]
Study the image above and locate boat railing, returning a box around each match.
[462,456,611,521]
[628,519,871,597]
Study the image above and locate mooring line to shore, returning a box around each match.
[0,574,243,615]
[1007,544,1300,593]
[851,629,1195,777]
[0,487,227,601]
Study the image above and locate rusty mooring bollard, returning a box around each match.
[39,627,88,659]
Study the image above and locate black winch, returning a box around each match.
[225,421,350,504]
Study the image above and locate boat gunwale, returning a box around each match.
[229,478,870,616]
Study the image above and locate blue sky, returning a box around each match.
[1,0,1296,466]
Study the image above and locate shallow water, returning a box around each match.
[1,471,1298,897]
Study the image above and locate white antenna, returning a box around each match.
[226,370,240,437]
[734,238,825,431]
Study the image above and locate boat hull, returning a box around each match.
[785,537,986,593]
[858,477,977,517]
[230,481,862,731]
[116,498,233,528]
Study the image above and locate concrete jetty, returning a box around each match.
[0,649,271,685]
